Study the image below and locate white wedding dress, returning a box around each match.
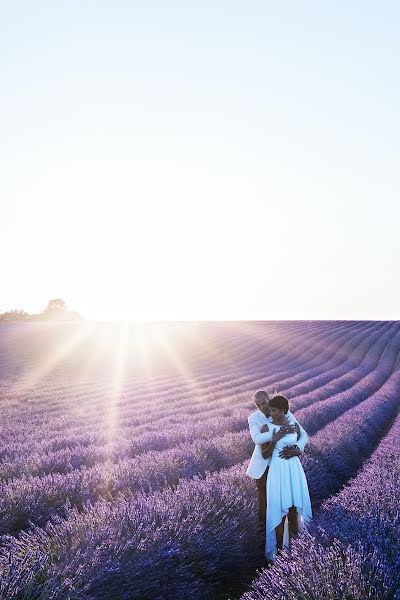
[265,422,312,560]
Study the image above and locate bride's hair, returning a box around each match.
[268,395,289,414]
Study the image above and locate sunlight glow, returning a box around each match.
[150,323,202,406]
[14,324,94,395]
[75,324,115,383]
[105,323,131,457]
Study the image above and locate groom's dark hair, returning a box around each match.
[268,395,289,414]
[253,390,269,404]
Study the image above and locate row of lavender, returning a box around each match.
[0,320,324,388]
[1,321,399,536]
[1,318,383,479]
[0,320,337,441]
[0,319,372,480]
[0,320,359,427]
[0,320,392,483]
[1,355,399,598]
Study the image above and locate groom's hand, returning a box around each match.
[279,445,301,460]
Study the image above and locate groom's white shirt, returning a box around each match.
[246,409,308,479]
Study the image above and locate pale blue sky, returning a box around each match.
[1,1,399,320]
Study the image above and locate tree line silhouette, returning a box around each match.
[0,299,84,322]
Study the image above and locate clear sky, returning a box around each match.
[1,1,399,320]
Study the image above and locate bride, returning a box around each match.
[264,395,312,562]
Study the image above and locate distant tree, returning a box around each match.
[39,299,85,321]
[0,309,29,322]
[45,299,68,314]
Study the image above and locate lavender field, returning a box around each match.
[0,320,399,600]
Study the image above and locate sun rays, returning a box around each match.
[149,323,202,406]
[11,320,293,401]
[10,321,267,430]
[100,323,132,476]
[13,323,95,396]
[75,324,116,383]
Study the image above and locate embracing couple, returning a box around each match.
[246,390,312,563]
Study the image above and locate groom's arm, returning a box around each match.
[248,417,274,445]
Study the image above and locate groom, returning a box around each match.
[246,389,309,546]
